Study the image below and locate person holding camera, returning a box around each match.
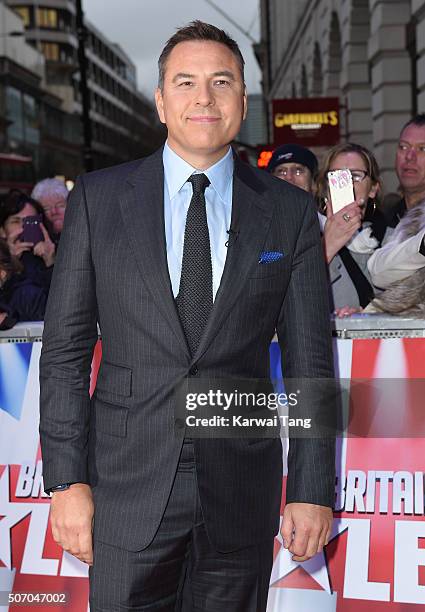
[0,190,56,293]
[0,238,48,328]
[316,142,385,313]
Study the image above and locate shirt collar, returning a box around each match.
[163,141,233,202]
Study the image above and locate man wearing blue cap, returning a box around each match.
[268,143,318,193]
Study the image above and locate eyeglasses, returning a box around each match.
[328,169,369,183]
[350,170,369,183]
[274,166,307,178]
[43,202,66,213]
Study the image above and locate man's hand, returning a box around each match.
[281,502,333,562]
[50,483,94,565]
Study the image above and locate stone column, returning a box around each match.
[340,0,373,148]
[368,0,412,192]
[413,1,425,112]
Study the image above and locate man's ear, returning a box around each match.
[242,86,248,121]
[155,88,166,124]
[0,227,5,239]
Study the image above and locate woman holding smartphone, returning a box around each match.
[0,190,56,295]
[0,239,48,329]
[316,143,386,312]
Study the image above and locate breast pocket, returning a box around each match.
[94,360,132,405]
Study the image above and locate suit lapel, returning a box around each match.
[119,148,190,358]
[192,158,274,363]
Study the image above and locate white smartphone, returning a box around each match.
[327,169,355,214]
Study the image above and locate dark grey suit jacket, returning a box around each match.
[39,148,335,553]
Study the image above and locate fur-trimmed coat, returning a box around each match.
[365,202,425,317]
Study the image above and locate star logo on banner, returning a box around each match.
[270,516,350,591]
[0,467,33,569]
[0,344,32,420]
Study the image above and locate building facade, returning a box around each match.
[257,0,425,191]
[0,1,81,180]
[5,0,164,174]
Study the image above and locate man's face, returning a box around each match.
[272,162,313,192]
[155,40,247,168]
[396,123,425,195]
[39,193,66,234]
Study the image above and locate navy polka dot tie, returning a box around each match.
[176,173,213,356]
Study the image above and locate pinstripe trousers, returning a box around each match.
[89,440,274,611]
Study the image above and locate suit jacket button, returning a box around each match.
[175,418,185,429]
[189,365,198,376]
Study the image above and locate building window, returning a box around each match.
[45,107,62,139]
[6,86,24,143]
[14,6,30,27]
[23,94,40,145]
[36,8,58,28]
[41,42,59,61]
[5,87,40,147]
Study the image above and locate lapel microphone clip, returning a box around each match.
[225,227,240,248]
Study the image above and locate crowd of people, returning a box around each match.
[0,178,67,329]
[267,114,425,317]
[1,113,424,330]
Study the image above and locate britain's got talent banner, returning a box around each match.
[0,338,425,611]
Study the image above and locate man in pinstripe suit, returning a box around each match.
[39,21,335,611]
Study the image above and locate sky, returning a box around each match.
[83,0,261,100]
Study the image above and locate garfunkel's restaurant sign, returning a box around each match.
[272,97,340,147]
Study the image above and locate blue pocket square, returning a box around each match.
[258,251,284,264]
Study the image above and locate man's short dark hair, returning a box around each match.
[158,20,245,91]
[400,113,425,136]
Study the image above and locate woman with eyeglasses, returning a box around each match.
[315,143,387,314]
